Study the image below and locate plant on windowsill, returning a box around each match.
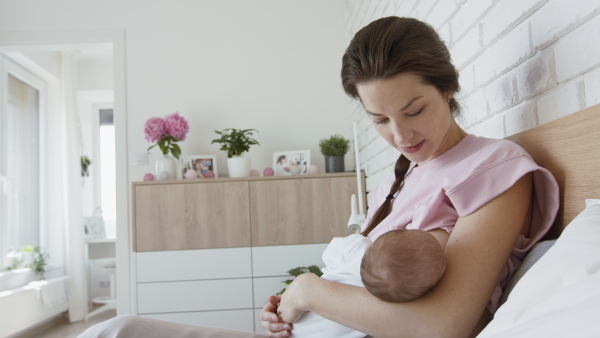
[276,265,323,295]
[319,134,350,173]
[211,128,260,177]
[6,244,50,280]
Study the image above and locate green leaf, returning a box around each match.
[211,128,260,158]
[171,144,181,159]
[287,267,307,277]
[319,134,350,156]
[307,265,323,277]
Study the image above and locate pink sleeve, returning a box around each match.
[446,154,559,254]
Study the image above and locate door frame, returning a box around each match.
[0,29,131,315]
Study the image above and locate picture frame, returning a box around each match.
[273,150,310,176]
[180,155,218,178]
[84,216,106,239]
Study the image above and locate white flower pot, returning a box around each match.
[228,157,251,178]
[155,155,178,180]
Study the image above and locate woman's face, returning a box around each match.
[356,73,464,166]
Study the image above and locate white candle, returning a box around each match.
[353,122,365,215]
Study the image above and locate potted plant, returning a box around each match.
[81,156,92,177]
[145,112,190,180]
[319,134,350,173]
[211,128,260,177]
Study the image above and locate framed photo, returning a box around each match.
[84,217,106,239]
[273,150,310,176]
[180,155,218,178]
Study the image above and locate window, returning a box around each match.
[0,57,44,269]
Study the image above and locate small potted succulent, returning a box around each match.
[319,134,350,173]
[211,128,260,177]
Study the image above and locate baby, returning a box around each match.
[290,229,448,338]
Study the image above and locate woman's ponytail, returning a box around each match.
[362,155,412,236]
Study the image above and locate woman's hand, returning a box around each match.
[278,273,316,323]
[260,295,292,337]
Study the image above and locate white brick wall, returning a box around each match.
[344,0,600,206]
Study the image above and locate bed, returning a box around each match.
[478,103,600,337]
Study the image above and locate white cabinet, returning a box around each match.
[135,244,328,333]
[132,174,364,332]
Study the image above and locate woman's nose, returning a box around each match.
[390,121,412,145]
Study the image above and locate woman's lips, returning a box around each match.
[401,140,424,154]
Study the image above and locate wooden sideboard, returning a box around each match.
[132,172,366,251]
[131,172,366,333]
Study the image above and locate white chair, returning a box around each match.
[85,257,116,321]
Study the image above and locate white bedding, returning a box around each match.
[478,204,600,337]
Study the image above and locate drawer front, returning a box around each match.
[252,244,327,277]
[252,276,290,309]
[140,309,255,333]
[134,181,251,251]
[136,248,252,282]
[137,278,253,313]
[249,176,357,246]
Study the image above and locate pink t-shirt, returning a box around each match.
[363,134,559,314]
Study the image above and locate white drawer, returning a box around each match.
[137,278,253,313]
[252,244,327,277]
[252,276,290,309]
[136,247,252,282]
[140,309,255,332]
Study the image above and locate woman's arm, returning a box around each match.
[274,174,533,337]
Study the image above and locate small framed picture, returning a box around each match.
[273,150,310,176]
[84,217,106,239]
[180,155,218,178]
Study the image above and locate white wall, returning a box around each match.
[0,0,352,180]
[345,0,600,199]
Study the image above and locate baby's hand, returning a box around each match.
[261,295,292,337]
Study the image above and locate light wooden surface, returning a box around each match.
[133,181,251,251]
[249,175,363,246]
[132,173,366,251]
[506,104,600,239]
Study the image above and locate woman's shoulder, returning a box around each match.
[447,135,533,174]
[465,135,529,158]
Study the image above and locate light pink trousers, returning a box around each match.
[77,315,268,338]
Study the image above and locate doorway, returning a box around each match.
[0,29,130,323]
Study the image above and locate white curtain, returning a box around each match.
[60,50,87,322]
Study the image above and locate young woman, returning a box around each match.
[79,16,558,338]
[260,16,559,337]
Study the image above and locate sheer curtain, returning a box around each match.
[5,74,40,253]
[60,50,87,322]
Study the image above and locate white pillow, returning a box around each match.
[499,239,556,306]
[478,203,600,337]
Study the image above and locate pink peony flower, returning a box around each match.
[164,112,189,141]
[144,117,166,142]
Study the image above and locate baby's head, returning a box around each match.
[360,230,446,302]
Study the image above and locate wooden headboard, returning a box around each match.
[506,104,600,240]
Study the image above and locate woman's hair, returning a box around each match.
[361,230,446,302]
[341,16,460,236]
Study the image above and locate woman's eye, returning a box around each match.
[374,118,389,125]
[407,107,424,117]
